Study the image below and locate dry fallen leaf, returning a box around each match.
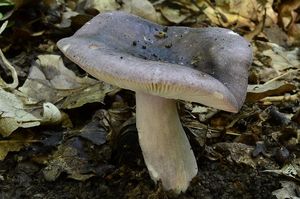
[55,8,79,29]
[43,137,113,181]
[202,0,277,29]
[121,0,158,22]
[278,0,300,44]
[79,120,107,146]
[203,5,254,28]
[0,49,19,89]
[0,140,24,160]
[0,132,39,160]
[265,165,298,179]
[214,142,256,168]
[272,181,300,199]
[261,42,299,72]
[264,24,289,46]
[0,89,40,137]
[19,54,118,109]
[252,41,300,83]
[247,81,296,102]
[0,88,65,137]
[43,138,94,181]
[160,4,190,24]
[0,54,117,136]
[84,0,120,13]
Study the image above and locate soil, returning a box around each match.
[0,123,281,199]
[0,2,299,199]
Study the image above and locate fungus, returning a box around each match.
[57,11,252,193]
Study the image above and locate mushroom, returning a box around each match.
[57,11,252,193]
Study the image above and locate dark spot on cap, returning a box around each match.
[142,46,147,49]
[132,41,137,46]
[120,56,123,59]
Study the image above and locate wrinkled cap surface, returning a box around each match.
[57,11,252,112]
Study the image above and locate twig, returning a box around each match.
[0,21,8,35]
[260,92,300,103]
[0,49,19,89]
[263,68,300,85]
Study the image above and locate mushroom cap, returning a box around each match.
[57,11,252,112]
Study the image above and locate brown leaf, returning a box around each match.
[247,81,296,102]
[0,132,39,160]
[121,0,158,22]
[214,142,256,168]
[203,0,277,29]
[84,0,120,13]
[160,4,190,24]
[278,0,300,44]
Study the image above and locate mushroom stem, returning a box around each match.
[136,92,198,193]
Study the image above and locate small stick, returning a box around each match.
[260,92,300,104]
[0,49,19,89]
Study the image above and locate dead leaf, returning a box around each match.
[214,142,256,168]
[204,6,254,28]
[160,4,190,24]
[202,0,277,29]
[79,120,107,145]
[0,54,116,136]
[272,181,300,199]
[0,89,65,137]
[0,49,19,89]
[264,25,289,46]
[0,140,24,160]
[0,132,39,160]
[0,118,19,136]
[34,54,96,89]
[55,8,78,29]
[43,137,113,181]
[262,42,300,72]
[252,41,300,82]
[264,158,300,181]
[84,0,120,13]
[43,137,94,181]
[60,82,118,109]
[247,81,296,102]
[278,0,300,44]
[0,89,41,136]
[18,54,118,109]
[121,0,158,22]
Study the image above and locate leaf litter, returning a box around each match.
[0,0,300,198]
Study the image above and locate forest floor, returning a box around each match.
[0,1,299,199]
